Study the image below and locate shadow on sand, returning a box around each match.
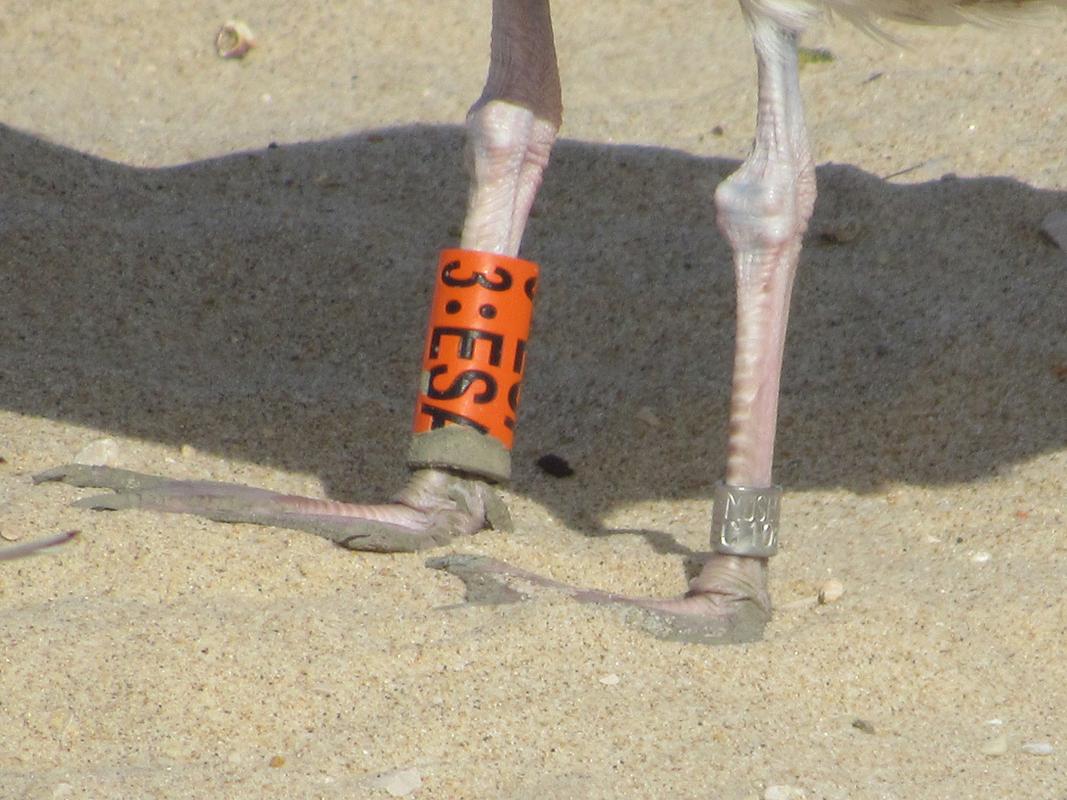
[3,122,1064,530]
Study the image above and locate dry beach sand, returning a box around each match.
[2,1,1066,797]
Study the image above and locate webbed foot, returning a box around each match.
[34,465,509,552]
[428,551,771,644]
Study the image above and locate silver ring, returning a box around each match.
[711,482,781,557]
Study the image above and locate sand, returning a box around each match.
[1,1,1065,798]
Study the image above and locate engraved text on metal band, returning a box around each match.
[711,482,781,557]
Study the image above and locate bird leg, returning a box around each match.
[35,0,562,553]
[0,530,79,562]
[431,8,815,643]
[34,465,508,552]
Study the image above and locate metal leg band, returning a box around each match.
[710,482,781,557]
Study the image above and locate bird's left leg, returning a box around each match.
[34,0,562,553]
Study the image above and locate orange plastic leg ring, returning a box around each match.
[412,249,539,450]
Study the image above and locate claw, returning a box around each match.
[34,464,500,553]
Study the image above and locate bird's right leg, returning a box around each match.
[35,0,562,553]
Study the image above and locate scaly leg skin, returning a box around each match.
[33,466,507,553]
[431,5,816,644]
[33,0,563,554]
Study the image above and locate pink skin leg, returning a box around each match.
[0,530,78,561]
[34,0,562,555]
[431,5,816,643]
[33,466,501,552]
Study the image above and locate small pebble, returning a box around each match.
[851,718,875,734]
[599,673,620,685]
[981,734,1008,756]
[817,579,845,605]
[536,453,574,478]
[1040,209,1067,251]
[764,785,806,800]
[269,755,285,768]
[216,20,256,59]
[295,560,326,580]
[75,438,120,466]
[971,551,991,563]
[367,767,422,797]
[1021,741,1054,756]
[635,406,662,428]
[314,172,344,189]
[180,444,196,458]
[817,220,863,245]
